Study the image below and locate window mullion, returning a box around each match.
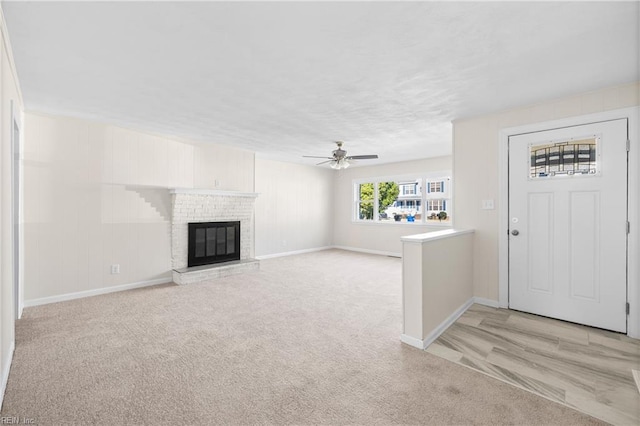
[421,178,426,223]
[373,182,379,221]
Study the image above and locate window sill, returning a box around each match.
[351,220,453,228]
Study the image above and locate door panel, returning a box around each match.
[509,119,627,332]
[528,192,554,293]
[569,191,599,301]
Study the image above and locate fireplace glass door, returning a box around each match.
[188,221,240,267]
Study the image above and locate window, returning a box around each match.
[356,183,374,220]
[402,184,416,195]
[353,173,451,225]
[428,180,445,193]
[425,197,450,223]
[426,200,446,211]
[529,137,599,179]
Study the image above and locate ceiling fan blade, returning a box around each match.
[347,155,378,160]
[316,160,333,165]
[303,155,333,159]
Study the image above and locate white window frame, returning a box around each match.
[355,182,376,221]
[352,172,452,227]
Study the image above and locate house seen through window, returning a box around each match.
[429,181,444,193]
[354,174,451,225]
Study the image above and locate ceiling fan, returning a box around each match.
[303,142,379,169]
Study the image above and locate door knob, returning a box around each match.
[511,230,520,236]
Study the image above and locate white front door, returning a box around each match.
[509,119,628,333]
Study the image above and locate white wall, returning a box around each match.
[254,158,333,257]
[332,157,452,256]
[454,81,640,302]
[193,142,254,192]
[23,112,255,303]
[0,6,23,407]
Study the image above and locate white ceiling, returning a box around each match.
[3,1,639,166]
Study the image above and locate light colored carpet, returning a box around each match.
[1,249,603,425]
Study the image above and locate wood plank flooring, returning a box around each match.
[426,304,640,425]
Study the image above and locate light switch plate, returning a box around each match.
[481,199,495,210]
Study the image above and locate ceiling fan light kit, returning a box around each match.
[303,141,378,169]
[330,158,350,169]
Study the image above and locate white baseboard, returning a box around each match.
[255,246,333,260]
[422,297,475,349]
[401,297,475,350]
[24,277,173,308]
[256,245,402,260]
[400,334,426,350]
[473,297,500,308]
[632,370,640,393]
[1,340,15,410]
[332,245,402,258]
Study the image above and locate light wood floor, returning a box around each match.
[427,304,640,425]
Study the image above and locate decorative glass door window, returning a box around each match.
[529,136,599,179]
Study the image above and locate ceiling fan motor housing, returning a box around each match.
[333,147,347,159]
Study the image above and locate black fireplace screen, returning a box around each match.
[188,221,240,267]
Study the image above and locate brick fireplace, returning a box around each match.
[170,188,259,284]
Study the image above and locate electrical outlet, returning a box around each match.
[214,179,220,187]
[110,264,120,274]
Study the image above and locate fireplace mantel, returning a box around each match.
[169,188,259,198]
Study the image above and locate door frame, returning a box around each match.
[10,100,23,320]
[498,106,639,339]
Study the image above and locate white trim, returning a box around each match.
[332,245,401,258]
[24,277,173,308]
[169,188,259,197]
[400,228,474,243]
[255,246,333,260]
[349,220,451,228]
[400,334,426,350]
[473,297,500,308]
[11,100,22,321]
[401,298,499,350]
[352,171,452,186]
[498,118,510,309]
[401,298,475,350]
[627,108,639,339]
[422,297,475,349]
[632,370,640,394]
[0,8,24,106]
[498,106,639,337]
[0,340,15,409]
